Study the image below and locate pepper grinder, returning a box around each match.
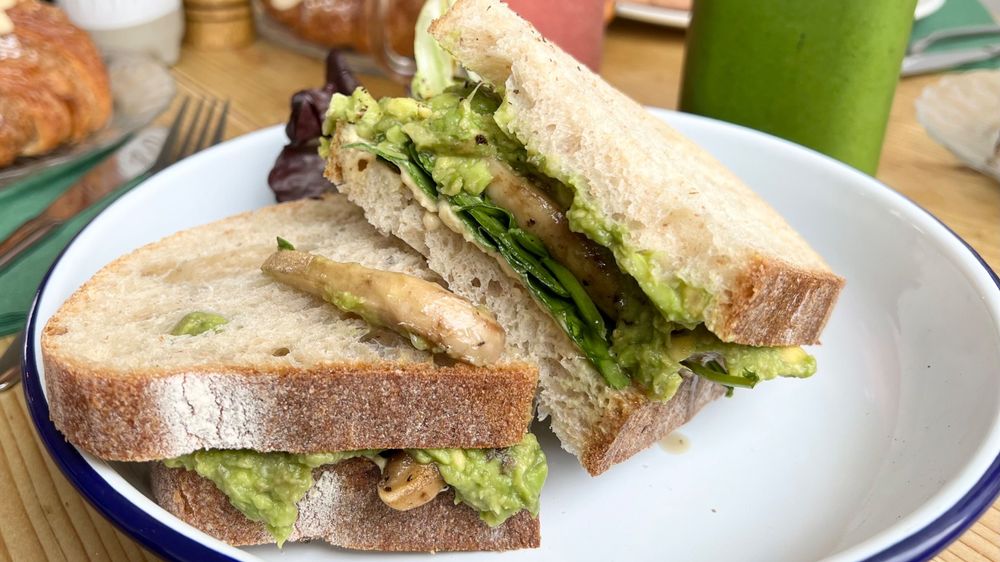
[183,0,255,49]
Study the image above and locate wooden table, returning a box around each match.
[1,19,998,562]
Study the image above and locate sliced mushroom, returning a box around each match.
[378,451,446,511]
[483,160,627,318]
[262,249,506,366]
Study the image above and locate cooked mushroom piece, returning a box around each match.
[378,451,447,511]
[483,160,627,318]
[262,249,506,366]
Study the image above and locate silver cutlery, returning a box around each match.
[902,24,1000,77]
[0,95,229,393]
[902,43,1000,76]
[0,330,24,393]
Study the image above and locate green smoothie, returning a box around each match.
[679,0,918,174]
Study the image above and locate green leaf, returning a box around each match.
[410,0,460,100]
[510,228,547,258]
[529,278,628,389]
[410,145,436,173]
[474,211,569,298]
[683,361,760,389]
[542,257,605,335]
[276,237,295,251]
[344,142,438,200]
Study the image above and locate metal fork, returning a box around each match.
[149,95,230,175]
[0,95,229,393]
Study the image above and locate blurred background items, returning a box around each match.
[56,0,184,64]
[679,0,919,174]
[1,0,112,167]
[184,0,255,49]
[254,0,607,80]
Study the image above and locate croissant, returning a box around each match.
[260,0,422,56]
[0,0,112,168]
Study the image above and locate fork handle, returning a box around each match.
[0,216,62,272]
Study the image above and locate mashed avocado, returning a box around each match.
[169,311,228,336]
[409,433,547,526]
[613,307,816,400]
[325,85,527,186]
[612,303,685,400]
[165,435,546,544]
[669,327,816,381]
[326,290,365,315]
[164,449,376,545]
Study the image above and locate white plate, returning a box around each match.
[916,0,946,21]
[615,0,945,29]
[615,2,690,28]
[23,110,1000,562]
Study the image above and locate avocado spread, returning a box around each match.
[409,432,547,526]
[324,85,527,191]
[169,311,228,336]
[164,449,376,545]
[323,86,817,401]
[165,434,546,545]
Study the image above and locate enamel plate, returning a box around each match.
[22,110,1000,562]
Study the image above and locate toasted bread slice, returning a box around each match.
[152,458,540,551]
[327,144,725,475]
[41,197,537,461]
[429,0,844,346]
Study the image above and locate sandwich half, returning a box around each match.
[322,0,844,475]
[42,196,545,551]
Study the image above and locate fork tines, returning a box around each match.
[151,96,229,173]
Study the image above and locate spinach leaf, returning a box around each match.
[344,142,438,201]
[448,192,625,388]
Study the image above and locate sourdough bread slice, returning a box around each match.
[327,142,725,475]
[152,458,540,551]
[42,197,537,461]
[429,0,844,346]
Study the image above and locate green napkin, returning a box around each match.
[0,145,135,337]
[910,0,1000,71]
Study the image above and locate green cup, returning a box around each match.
[679,0,918,174]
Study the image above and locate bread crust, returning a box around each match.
[151,458,540,551]
[715,256,844,346]
[581,374,726,474]
[44,357,537,461]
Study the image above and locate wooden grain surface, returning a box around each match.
[1,18,999,562]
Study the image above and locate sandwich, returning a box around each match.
[321,0,844,475]
[41,196,546,552]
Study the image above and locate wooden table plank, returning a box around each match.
[1,18,998,561]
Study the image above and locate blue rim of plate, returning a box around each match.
[18,122,1000,562]
[22,245,240,562]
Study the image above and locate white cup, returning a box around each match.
[56,0,184,65]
